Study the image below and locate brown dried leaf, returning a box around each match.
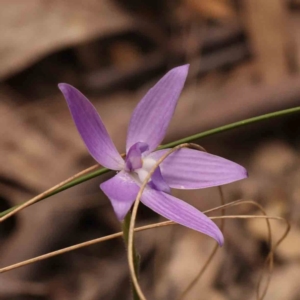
[0,0,135,80]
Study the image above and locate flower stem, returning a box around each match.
[159,106,300,149]
[1,106,300,217]
[122,212,141,300]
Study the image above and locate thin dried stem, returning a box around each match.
[0,232,122,273]
[2,139,276,300]
[0,221,177,274]
[210,213,289,300]
[153,144,212,299]
[177,143,225,300]
[2,106,300,219]
[128,143,198,300]
[202,199,275,300]
[0,197,289,300]
[178,186,226,300]
[0,153,127,221]
[213,210,290,300]
[0,213,288,291]
[178,199,273,300]
[0,164,99,222]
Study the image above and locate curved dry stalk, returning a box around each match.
[128,143,199,300]
[0,231,122,273]
[206,199,273,247]
[178,199,273,300]
[202,199,275,300]
[0,205,289,300]
[0,178,290,300]
[256,219,290,300]
[0,152,128,222]
[211,214,289,300]
[0,213,288,287]
[178,186,226,300]
[0,221,175,274]
[152,143,218,300]
[0,164,99,222]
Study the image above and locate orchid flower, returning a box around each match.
[58,65,247,245]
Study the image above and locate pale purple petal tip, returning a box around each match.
[141,188,224,245]
[126,65,189,153]
[149,148,247,189]
[100,171,139,220]
[59,83,124,170]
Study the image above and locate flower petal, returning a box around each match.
[149,148,247,189]
[126,142,149,171]
[149,168,171,193]
[100,171,139,220]
[59,84,124,170]
[141,188,223,245]
[126,65,189,153]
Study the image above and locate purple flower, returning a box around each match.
[59,65,247,245]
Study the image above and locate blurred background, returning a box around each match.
[1,0,300,299]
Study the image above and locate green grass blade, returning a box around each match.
[1,106,300,217]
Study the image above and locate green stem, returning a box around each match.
[1,106,300,217]
[159,106,300,149]
[122,212,141,300]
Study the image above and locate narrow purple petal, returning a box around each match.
[141,188,224,245]
[59,84,124,170]
[148,148,247,189]
[100,171,139,220]
[126,65,189,153]
[126,142,149,171]
[149,168,171,193]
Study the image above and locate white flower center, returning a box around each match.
[134,157,157,184]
